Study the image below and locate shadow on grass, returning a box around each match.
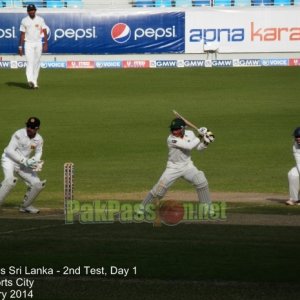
[6,82,30,89]
[266,197,288,204]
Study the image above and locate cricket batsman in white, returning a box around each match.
[0,117,46,213]
[286,127,300,206]
[18,4,48,89]
[140,118,215,215]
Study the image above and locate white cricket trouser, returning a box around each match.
[25,42,42,86]
[151,162,206,195]
[1,155,41,186]
[288,167,300,201]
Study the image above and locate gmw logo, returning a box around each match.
[111,23,177,44]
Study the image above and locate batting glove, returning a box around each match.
[202,131,215,145]
[197,127,207,137]
[206,130,215,142]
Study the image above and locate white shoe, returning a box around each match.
[19,205,40,214]
[34,84,39,89]
[286,200,298,206]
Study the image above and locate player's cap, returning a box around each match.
[293,127,300,138]
[26,117,40,129]
[27,4,37,11]
[170,118,186,131]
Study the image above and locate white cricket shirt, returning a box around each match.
[20,15,46,43]
[166,130,206,167]
[3,128,43,164]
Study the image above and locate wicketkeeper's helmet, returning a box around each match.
[293,127,300,138]
[170,118,186,131]
[26,117,40,129]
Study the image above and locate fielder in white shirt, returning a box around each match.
[140,118,215,214]
[18,4,48,89]
[286,127,300,206]
[0,117,46,213]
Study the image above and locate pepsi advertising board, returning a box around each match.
[0,11,184,54]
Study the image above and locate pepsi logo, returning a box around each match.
[111,23,131,44]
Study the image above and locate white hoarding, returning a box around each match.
[185,7,300,53]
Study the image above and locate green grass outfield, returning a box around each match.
[0,67,299,201]
[0,67,300,299]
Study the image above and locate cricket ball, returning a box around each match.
[159,200,184,225]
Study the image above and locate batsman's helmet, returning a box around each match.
[293,127,300,138]
[27,4,37,11]
[170,118,186,131]
[26,117,40,129]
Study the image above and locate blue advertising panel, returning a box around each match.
[0,11,184,54]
